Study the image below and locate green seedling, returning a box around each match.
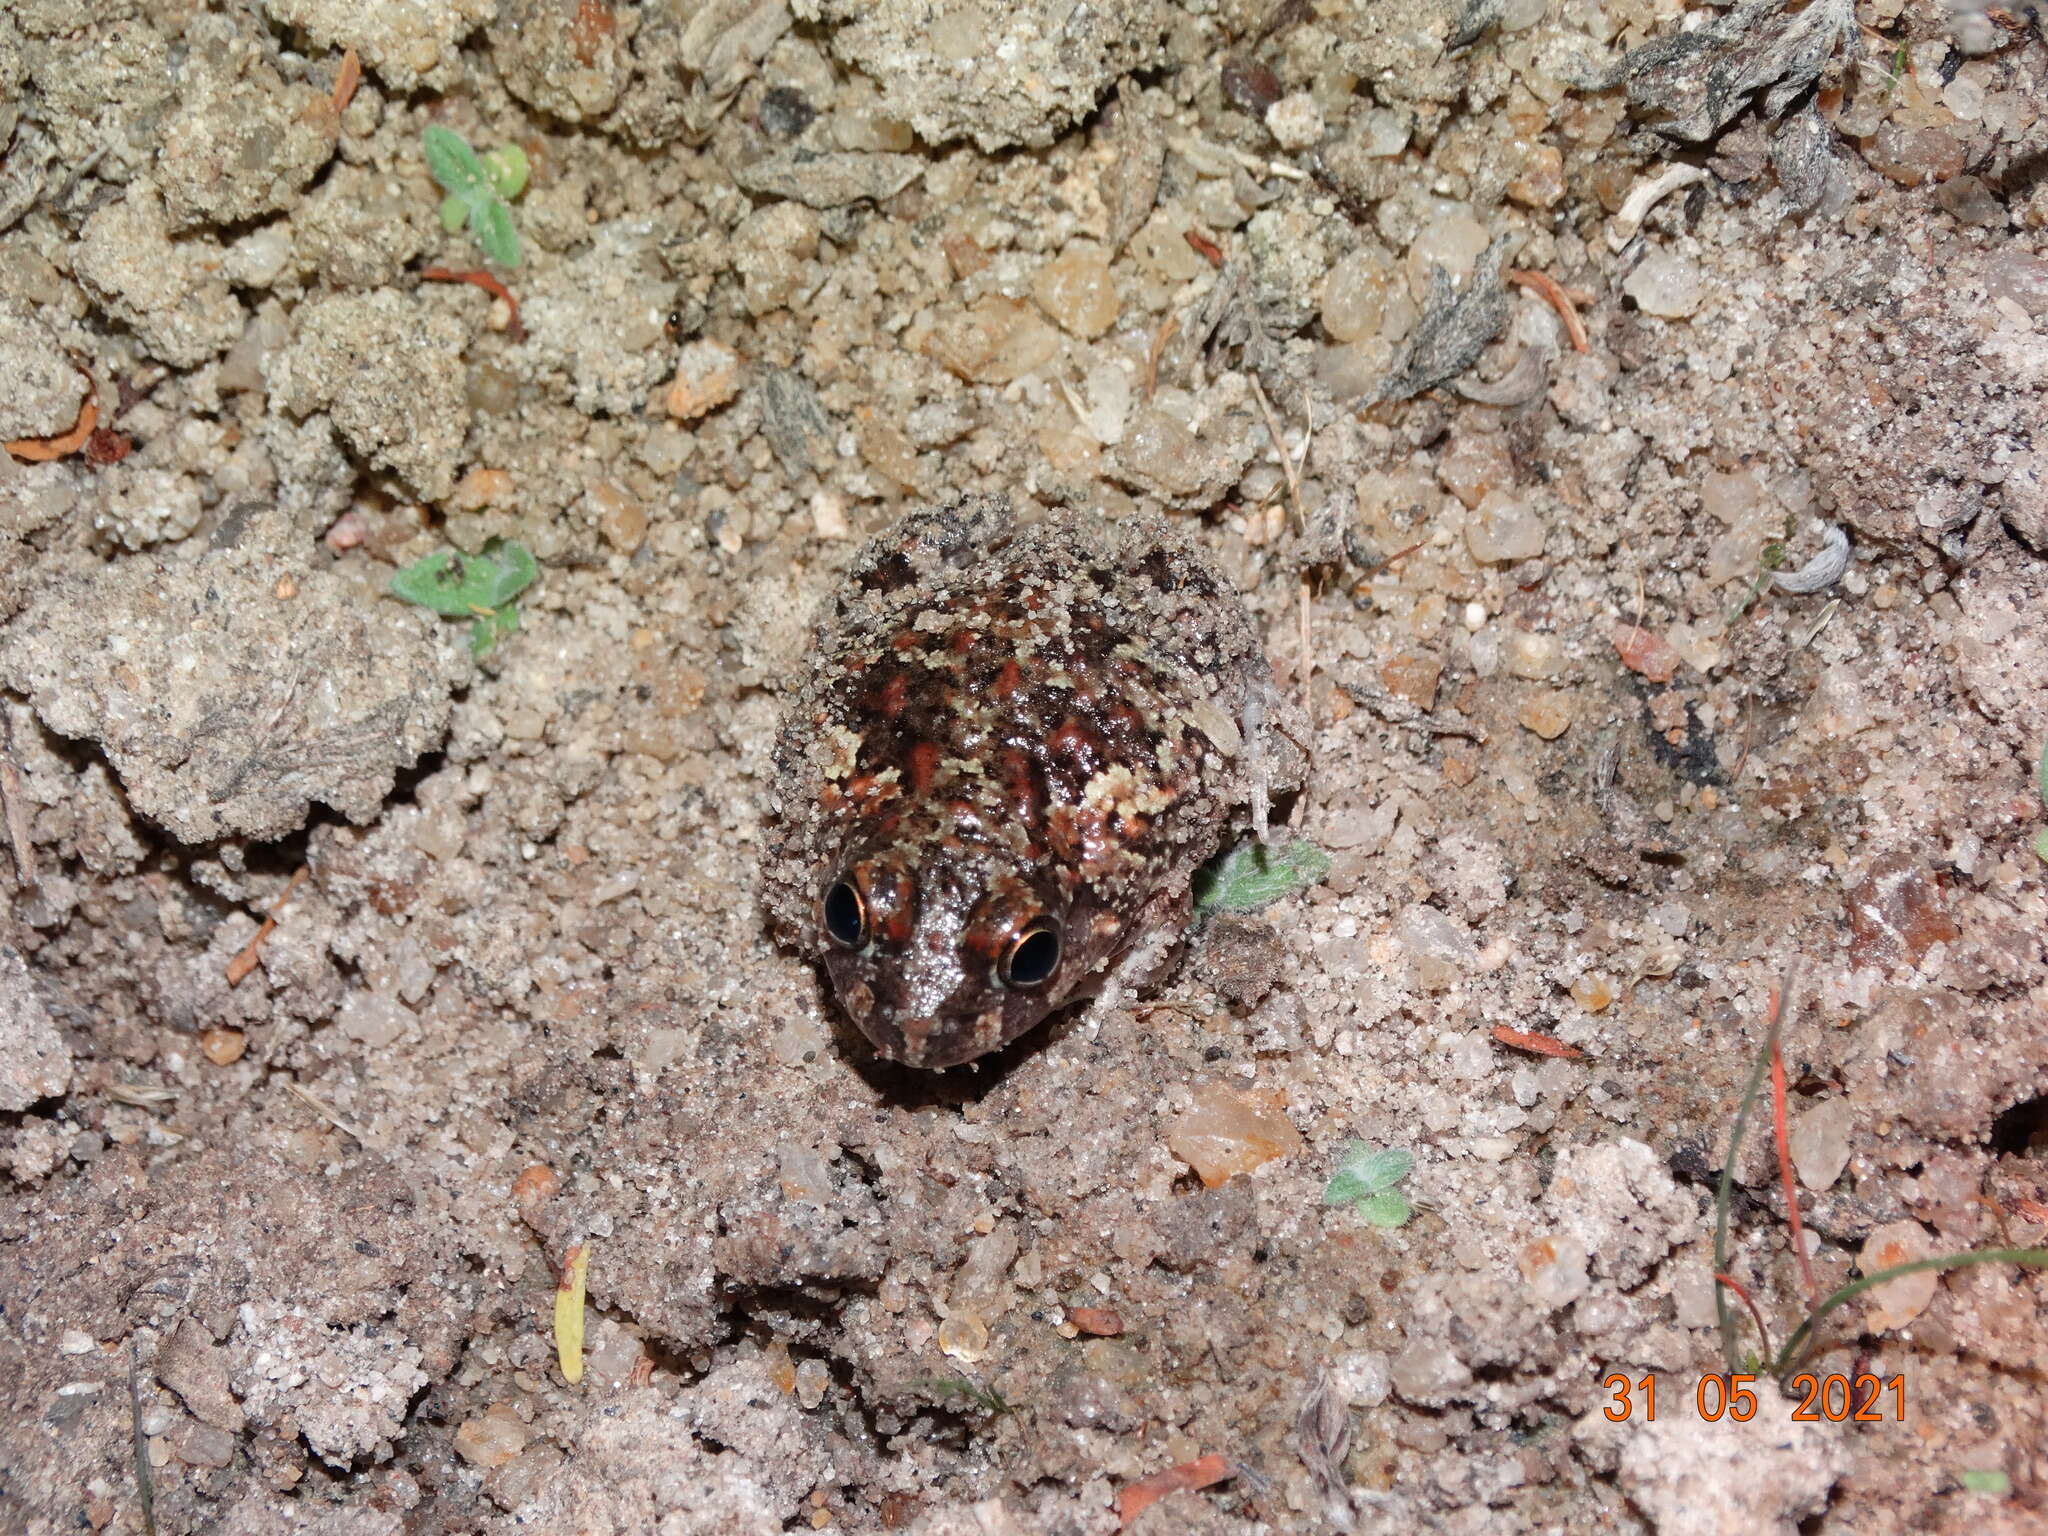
[391,537,537,657]
[924,1377,1014,1417]
[1194,836,1332,916]
[2033,740,2047,863]
[1322,1140,1415,1229]
[424,124,527,267]
[1725,515,1796,626]
[1958,1470,2010,1496]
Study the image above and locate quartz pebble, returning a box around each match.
[937,1310,989,1362]
[665,339,742,421]
[1031,249,1119,339]
[1518,689,1573,739]
[1321,249,1394,342]
[454,1404,529,1469]
[924,297,1060,384]
[794,1358,829,1409]
[1466,491,1546,563]
[1859,1222,1937,1330]
[1789,1097,1854,1191]
[1166,1083,1306,1187]
[1622,250,1703,318]
[1395,904,1474,992]
[1266,92,1325,150]
[1504,629,1564,679]
[200,1028,246,1066]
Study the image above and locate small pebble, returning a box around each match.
[199,1028,246,1066]
[1166,1083,1305,1187]
[937,1311,988,1362]
[59,1329,96,1355]
[1860,1222,1938,1330]
[1621,250,1703,318]
[665,339,742,420]
[795,1358,829,1409]
[1066,1306,1123,1336]
[1031,249,1119,339]
[454,1404,528,1469]
[1465,492,1545,563]
[1570,974,1613,1013]
[1265,92,1325,150]
[1517,689,1573,739]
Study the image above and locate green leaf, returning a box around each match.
[470,604,521,657]
[1324,1141,1415,1208]
[423,124,486,198]
[482,143,529,199]
[469,194,521,267]
[439,192,472,234]
[392,539,537,621]
[1358,1191,1411,1228]
[2036,739,2048,806]
[1958,1470,2009,1496]
[1193,836,1332,916]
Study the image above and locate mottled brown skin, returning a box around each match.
[763,495,1291,1068]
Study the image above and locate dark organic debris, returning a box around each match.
[1601,0,1859,144]
[1378,234,1516,403]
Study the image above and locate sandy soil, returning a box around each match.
[2,0,2046,1532]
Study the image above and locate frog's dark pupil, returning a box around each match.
[1003,926,1060,988]
[823,881,866,948]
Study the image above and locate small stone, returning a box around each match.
[454,1403,528,1469]
[1518,689,1573,739]
[511,1163,559,1211]
[1859,1221,1937,1330]
[1504,629,1564,680]
[665,339,742,420]
[1789,1098,1854,1191]
[1395,904,1474,992]
[1066,1306,1123,1336]
[1648,900,1691,937]
[176,1421,237,1470]
[1622,250,1704,318]
[1570,974,1613,1013]
[338,989,409,1048]
[1355,107,1412,158]
[937,1311,988,1362]
[1516,1235,1590,1308]
[1845,853,1958,969]
[1506,142,1565,209]
[1935,174,2004,228]
[1380,652,1442,709]
[1031,249,1119,339]
[589,483,647,554]
[795,1358,829,1409]
[1265,92,1326,150]
[924,297,1061,384]
[730,202,822,315]
[1866,123,1965,188]
[199,1028,246,1066]
[59,1330,96,1356]
[1321,247,1395,342]
[1166,1082,1306,1188]
[1465,492,1545,562]
[1612,623,1682,683]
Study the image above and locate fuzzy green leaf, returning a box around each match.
[423,124,486,198]
[392,539,537,620]
[470,604,521,657]
[1358,1191,1412,1228]
[482,143,529,199]
[468,195,521,267]
[1193,836,1332,916]
[1324,1140,1415,1211]
[1958,1470,2009,1496]
[438,192,473,234]
[2036,738,2048,806]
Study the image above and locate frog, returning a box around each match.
[762,493,1302,1068]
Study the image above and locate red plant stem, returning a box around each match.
[419,267,524,340]
[1713,1271,1775,1366]
[1770,1028,1819,1304]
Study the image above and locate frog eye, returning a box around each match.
[822,880,868,949]
[999,920,1061,989]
